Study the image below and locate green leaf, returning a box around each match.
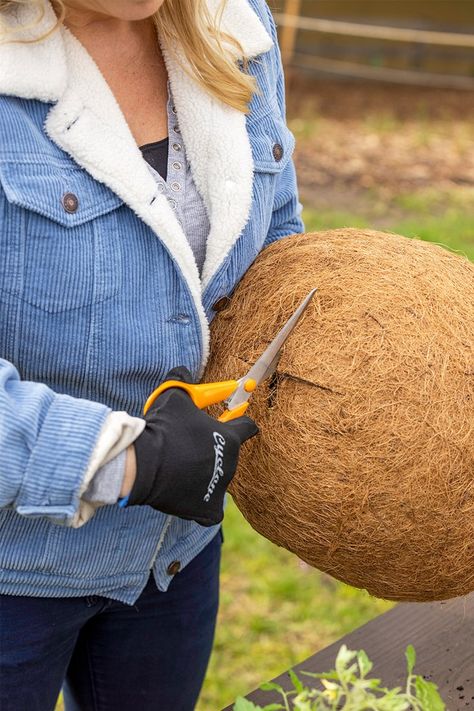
[364,677,384,690]
[405,645,416,675]
[334,645,358,681]
[335,645,357,668]
[233,698,264,711]
[376,695,412,711]
[357,649,373,677]
[414,676,445,711]
[260,682,284,693]
[293,698,315,711]
[261,705,285,710]
[289,669,304,693]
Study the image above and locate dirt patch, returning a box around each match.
[287,78,474,202]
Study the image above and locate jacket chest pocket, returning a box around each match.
[248,101,295,174]
[0,160,124,314]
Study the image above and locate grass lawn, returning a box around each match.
[301,189,474,262]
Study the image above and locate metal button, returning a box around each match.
[212,296,231,312]
[62,192,79,213]
[171,105,177,114]
[172,143,182,152]
[170,182,181,192]
[167,197,178,209]
[167,560,181,576]
[157,183,165,193]
[173,125,181,134]
[172,161,182,171]
[272,143,284,162]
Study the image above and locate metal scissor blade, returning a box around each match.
[226,288,317,411]
[259,349,282,384]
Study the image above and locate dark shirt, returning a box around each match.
[139,137,169,181]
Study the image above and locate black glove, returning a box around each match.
[129,366,259,526]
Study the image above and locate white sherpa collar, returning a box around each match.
[0,0,273,373]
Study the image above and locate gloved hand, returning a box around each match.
[128,366,259,526]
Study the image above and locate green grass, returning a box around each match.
[302,191,474,261]
[299,209,370,232]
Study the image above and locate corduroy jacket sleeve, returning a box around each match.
[0,357,111,522]
[265,158,305,246]
[258,0,305,247]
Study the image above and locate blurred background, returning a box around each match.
[199,2,474,709]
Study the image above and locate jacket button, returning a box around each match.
[167,560,181,576]
[272,143,284,162]
[62,192,79,213]
[212,296,231,312]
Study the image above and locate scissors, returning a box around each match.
[143,288,317,421]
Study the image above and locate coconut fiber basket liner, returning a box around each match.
[205,229,474,602]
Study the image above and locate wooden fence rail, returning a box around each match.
[290,53,474,90]
[274,2,474,90]
[273,13,474,48]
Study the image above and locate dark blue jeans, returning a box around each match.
[0,531,222,711]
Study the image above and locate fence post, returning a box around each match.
[279,0,302,93]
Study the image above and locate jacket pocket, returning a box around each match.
[247,106,295,175]
[0,160,124,314]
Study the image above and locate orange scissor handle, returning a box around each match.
[144,379,240,416]
[143,378,257,419]
[217,401,250,422]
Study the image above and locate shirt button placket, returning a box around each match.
[168,112,185,213]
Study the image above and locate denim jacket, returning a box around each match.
[0,0,304,603]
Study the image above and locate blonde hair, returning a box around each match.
[0,0,258,112]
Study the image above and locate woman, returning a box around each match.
[0,0,303,708]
